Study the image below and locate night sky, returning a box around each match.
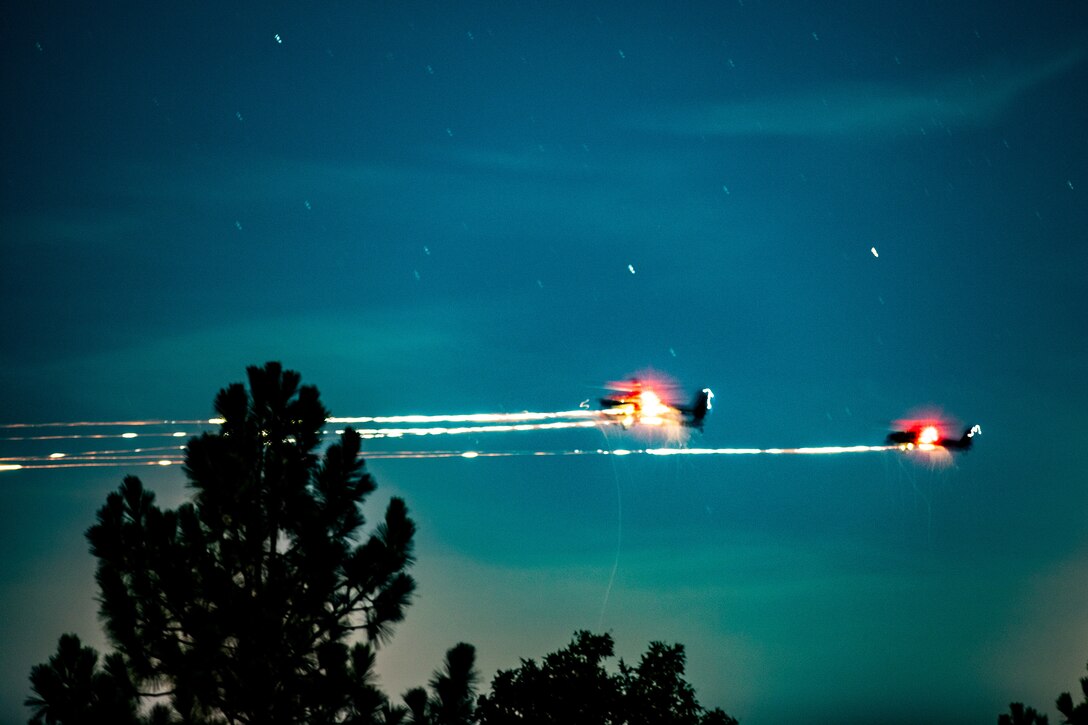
[2,2,1087,723]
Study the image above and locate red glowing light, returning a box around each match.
[918,425,941,445]
[602,374,684,429]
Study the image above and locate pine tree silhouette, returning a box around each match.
[28,363,417,724]
[1000,702,1050,725]
[1056,661,1088,725]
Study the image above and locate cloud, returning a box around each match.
[641,49,1085,139]
[428,146,602,178]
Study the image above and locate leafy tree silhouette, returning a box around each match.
[1056,661,1088,725]
[27,363,417,724]
[998,659,1088,725]
[398,642,478,725]
[999,702,1050,725]
[474,631,737,725]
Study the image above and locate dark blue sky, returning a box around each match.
[2,2,1087,723]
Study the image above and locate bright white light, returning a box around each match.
[461,451,479,459]
[157,460,172,466]
[172,432,186,437]
[208,417,226,425]
[0,464,23,472]
[645,445,893,456]
[352,420,600,439]
[330,409,598,425]
[637,390,671,426]
[122,432,138,439]
[870,247,879,257]
[49,452,65,459]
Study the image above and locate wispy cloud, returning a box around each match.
[641,49,1084,138]
[79,147,727,250]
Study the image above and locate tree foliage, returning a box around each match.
[28,363,417,724]
[25,634,140,725]
[398,642,479,725]
[999,660,1088,725]
[1000,702,1050,725]
[1056,661,1088,725]
[474,631,737,725]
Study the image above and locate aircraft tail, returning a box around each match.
[956,424,981,450]
[688,388,714,430]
